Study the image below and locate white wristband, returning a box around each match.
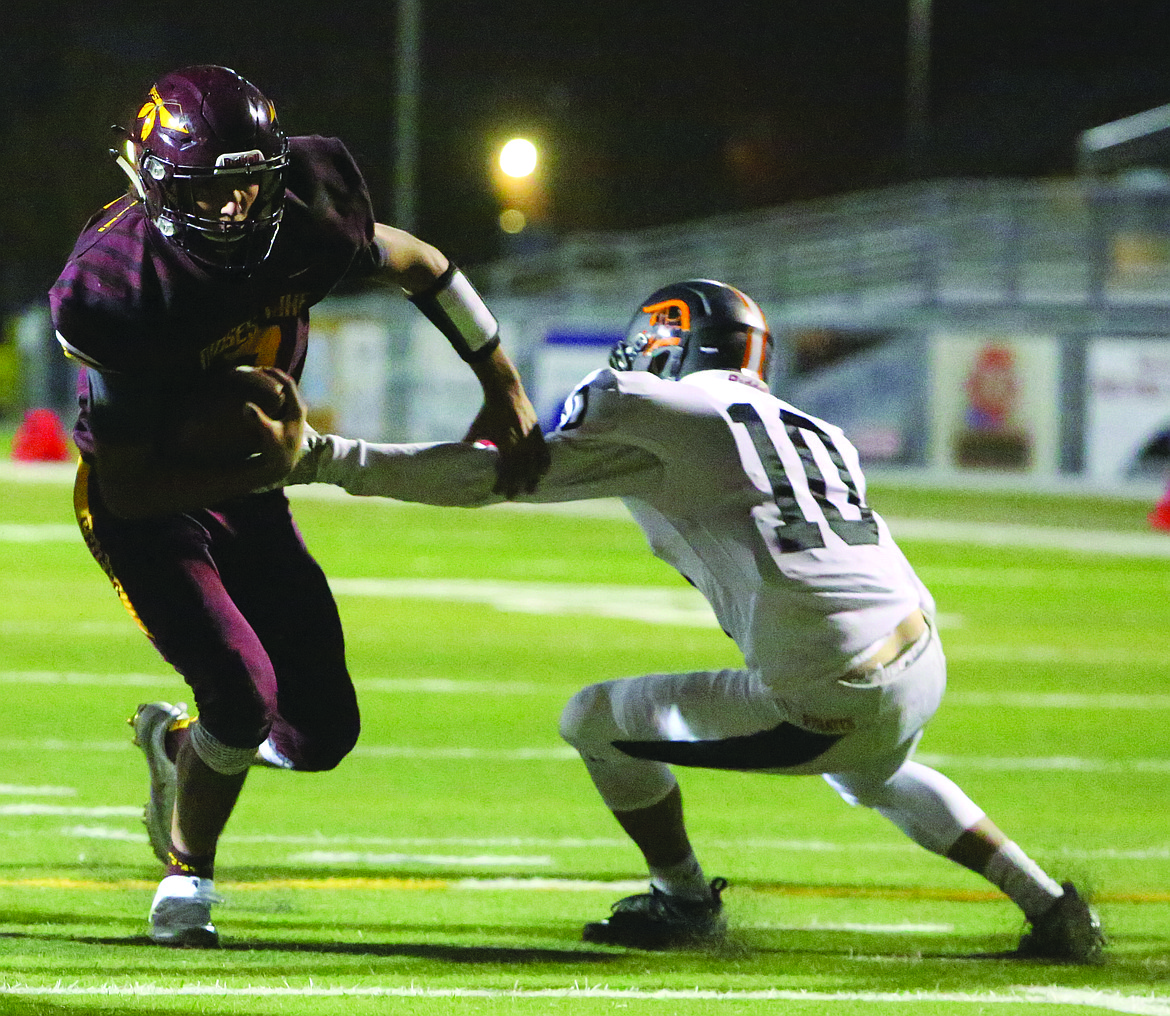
[438,270,497,352]
[410,265,501,363]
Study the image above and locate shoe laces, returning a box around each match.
[184,878,224,906]
[613,877,726,919]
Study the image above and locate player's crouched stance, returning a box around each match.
[559,668,1103,961]
[288,279,1105,964]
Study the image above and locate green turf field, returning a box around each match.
[0,461,1167,1015]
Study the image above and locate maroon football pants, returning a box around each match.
[75,463,359,770]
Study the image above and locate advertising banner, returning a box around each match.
[928,333,1061,476]
[1085,338,1170,482]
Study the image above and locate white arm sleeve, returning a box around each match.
[294,431,503,506]
[293,428,661,507]
[287,369,674,507]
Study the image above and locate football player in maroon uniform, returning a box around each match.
[49,64,548,946]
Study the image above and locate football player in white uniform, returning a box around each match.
[288,279,1103,962]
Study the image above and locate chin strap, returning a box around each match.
[108,128,147,202]
[408,263,501,364]
[110,148,147,202]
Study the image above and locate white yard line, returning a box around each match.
[0,736,1165,774]
[946,691,1170,709]
[0,738,134,752]
[329,577,720,627]
[4,670,1170,705]
[914,753,1170,773]
[943,646,1170,667]
[0,524,78,541]
[288,850,554,867]
[58,826,147,843]
[0,671,183,688]
[0,983,1166,1012]
[0,462,76,483]
[0,784,76,796]
[885,517,1170,558]
[919,566,1170,588]
[0,804,139,817]
[54,825,1170,862]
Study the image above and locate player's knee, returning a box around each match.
[262,687,360,772]
[824,770,886,809]
[559,682,617,751]
[284,721,360,772]
[290,742,355,772]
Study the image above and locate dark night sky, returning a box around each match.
[4,0,1170,309]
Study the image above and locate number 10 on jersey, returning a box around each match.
[727,402,880,556]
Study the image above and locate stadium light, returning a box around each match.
[499,138,538,178]
[492,136,553,245]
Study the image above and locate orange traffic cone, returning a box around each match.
[1150,486,1170,533]
[11,408,72,462]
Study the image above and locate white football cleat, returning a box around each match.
[149,874,222,947]
[129,701,189,863]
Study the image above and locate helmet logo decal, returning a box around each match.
[637,298,691,359]
[215,149,265,171]
[641,298,691,332]
[137,86,189,142]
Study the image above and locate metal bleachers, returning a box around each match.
[479,175,1170,336]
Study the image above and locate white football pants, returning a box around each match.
[559,620,984,855]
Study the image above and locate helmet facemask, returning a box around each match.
[609,323,686,378]
[142,148,288,273]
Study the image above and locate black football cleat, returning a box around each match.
[1017,881,1105,964]
[583,877,728,950]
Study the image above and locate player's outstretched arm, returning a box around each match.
[289,428,502,506]
[370,223,550,496]
[288,369,671,506]
[289,417,658,508]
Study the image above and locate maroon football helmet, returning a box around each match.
[124,65,289,274]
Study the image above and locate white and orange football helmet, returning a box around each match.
[610,279,773,384]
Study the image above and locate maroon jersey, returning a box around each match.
[49,136,379,458]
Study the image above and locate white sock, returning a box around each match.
[256,737,294,769]
[649,853,709,901]
[983,840,1063,920]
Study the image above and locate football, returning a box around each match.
[173,365,293,465]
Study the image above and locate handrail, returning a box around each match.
[478,177,1170,327]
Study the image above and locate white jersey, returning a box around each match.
[301,367,934,692]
